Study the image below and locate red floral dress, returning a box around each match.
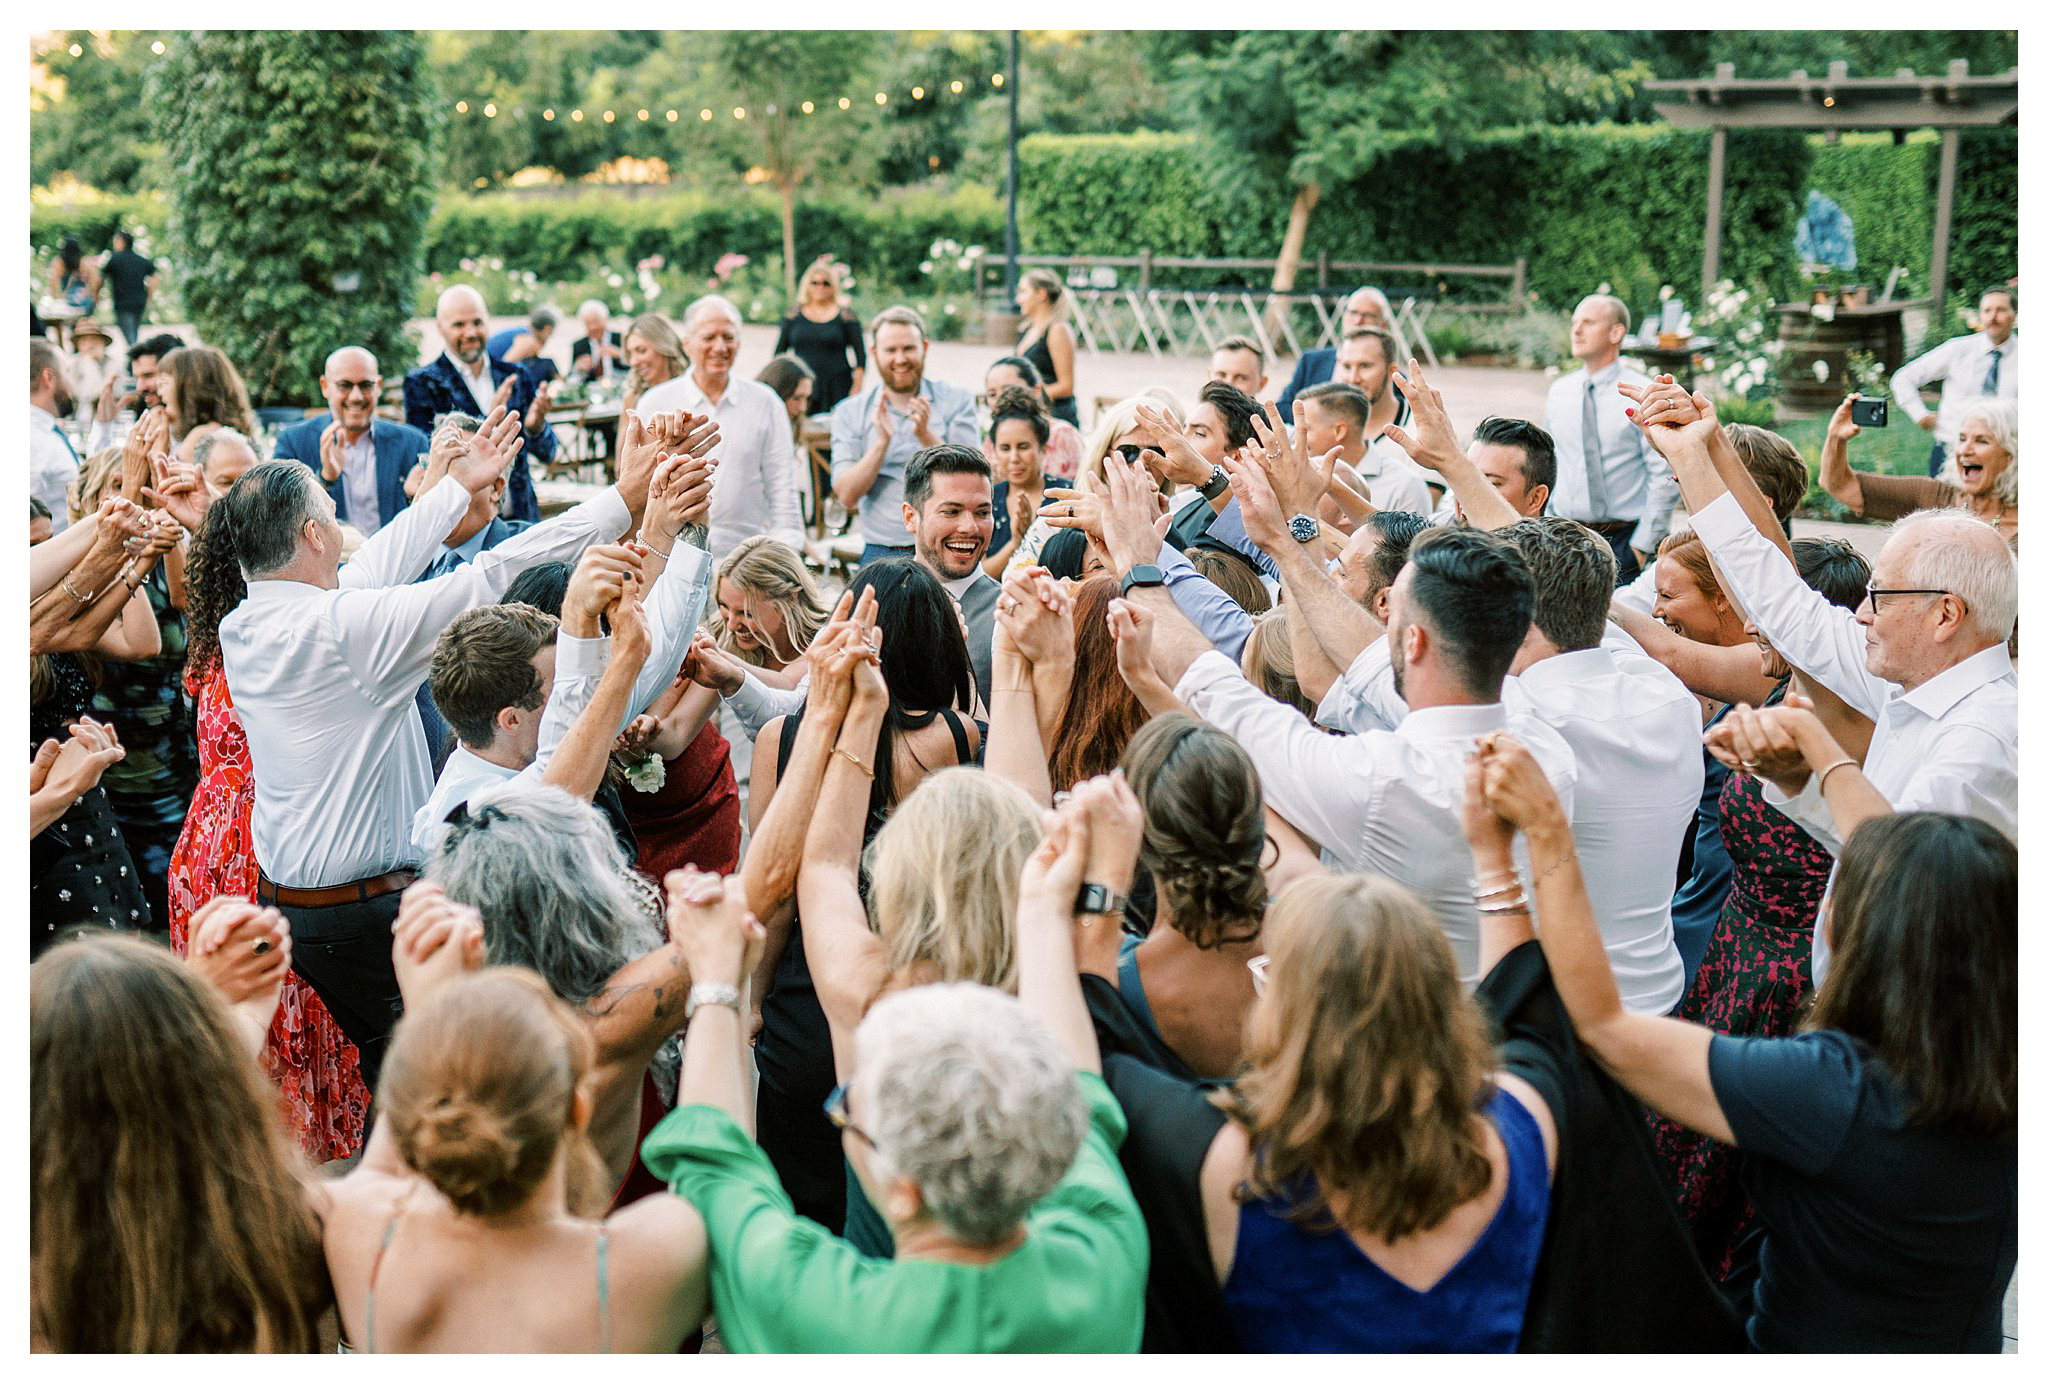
[166,661,370,1165]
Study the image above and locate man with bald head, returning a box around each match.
[272,345,430,534]
[1277,285,1408,414]
[1543,293,1673,583]
[401,284,558,520]
[638,294,804,559]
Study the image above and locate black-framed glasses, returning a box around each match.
[823,1082,876,1149]
[1861,584,1953,614]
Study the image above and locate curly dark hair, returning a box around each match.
[1119,711,1266,947]
[988,384,1051,447]
[182,496,249,682]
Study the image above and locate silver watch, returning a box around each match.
[1288,513,1321,544]
[684,982,742,1021]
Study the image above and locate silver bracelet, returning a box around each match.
[636,529,674,559]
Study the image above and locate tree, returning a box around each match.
[148,31,438,406]
[31,31,165,194]
[713,31,882,300]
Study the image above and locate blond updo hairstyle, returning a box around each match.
[1120,713,1267,947]
[380,968,609,1218]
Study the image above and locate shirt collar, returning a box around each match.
[444,351,491,384]
[1397,700,1507,741]
[938,568,986,599]
[1584,358,1623,387]
[1898,642,2014,719]
[449,520,497,564]
[241,577,326,602]
[1514,646,1611,689]
[30,404,59,429]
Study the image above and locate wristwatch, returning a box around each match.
[1288,513,1322,544]
[684,982,742,1021]
[1119,564,1165,596]
[1197,464,1231,501]
[1075,882,1128,917]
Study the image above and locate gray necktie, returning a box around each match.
[1582,379,1613,520]
[1982,348,2002,394]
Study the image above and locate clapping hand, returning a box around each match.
[185,896,293,1045]
[904,394,937,448]
[391,881,487,1010]
[1247,402,1343,521]
[142,451,210,531]
[1383,358,1465,475]
[489,376,516,418]
[663,867,763,991]
[447,405,525,494]
[524,380,553,435]
[872,392,896,445]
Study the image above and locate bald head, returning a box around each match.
[1569,294,1631,369]
[436,285,489,366]
[321,345,384,431]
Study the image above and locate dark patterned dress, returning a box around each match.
[1649,680,1831,1282]
[166,661,370,1164]
[31,654,150,955]
[89,564,198,935]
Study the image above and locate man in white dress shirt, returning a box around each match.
[1543,294,1675,583]
[638,294,804,561]
[1102,450,1576,985]
[1295,381,1434,516]
[1497,517,1699,1013]
[1890,286,2018,477]
[30,339,83,532]
[1629,386,2018,982]
[220,406,698,1086]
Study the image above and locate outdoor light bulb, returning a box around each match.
[950,80,964,94]
[543,109,555,120]
[69,44,82,57]
[456,101,469,114]
[637,109,649,120]
[700,108,713,121]
[734,107,746,119]
[875,92,887,105]
[838,97,851,110]
[483,103,497,117]
[912,86,925,100]
[666,109,678,122]
[993,73,1004,87]
[802,101,814,114]
[602,110,615,122]
[1823,96,1836,107]
[571,110,584,121]
[151,41,165,55]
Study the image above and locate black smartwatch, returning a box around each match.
[1197,464,1230,501]
[1076,882,1128,916]
[1119,564,1165,596]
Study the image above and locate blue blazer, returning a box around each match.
[272,416,430,532]
[401,354,555,521]
[1276,348,1336,416]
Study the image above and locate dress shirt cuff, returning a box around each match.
[723,669,807,740]
[587,486,633,539]
[1611,562,1657,615]
[1315,637,1399,734]
[1173,649,1246,706]
[1761,773,1843,857]
[1685,491,1750,548]
[555,631,611,680]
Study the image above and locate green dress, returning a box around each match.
[641,1072,1149,1353]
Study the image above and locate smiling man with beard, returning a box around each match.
[902,443,1000,709]
[404,284,558,522]
[29,337,80,530]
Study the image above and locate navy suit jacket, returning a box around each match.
[272,416,430,533]
[401,354,554,521]
[1276,348,1336,416]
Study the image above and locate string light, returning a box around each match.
[543,108,555,120]
[733,107,747,119]
[456,100,469,114]
[151,41,166,55]
[912,86,925,100]
[483,102,497,117]
[68,43,82,57]
[875,91,887,105]
[666,109,678,122]
[571,109,584,121]
[950,80,964,94]
[637,108,649,120]
[992,73,1004,87]
[700,108,713,121]
[602,110,615,122]
[801,101,814,114]
[838,97,851,110]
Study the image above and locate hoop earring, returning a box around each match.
[1259,834,1279,871]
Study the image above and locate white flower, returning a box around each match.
[620,293,634,310]
[645,284,661,300]
[928,238,946,257]
[1812,303,1836,323]
[944,302,957,314]
[489,257,504,271]
[523,270,537,284]
[919,260,934,275]
[622,753,666,793]
[1812,359,1830,382]
[956,257,973,272]
[606,272,624,287]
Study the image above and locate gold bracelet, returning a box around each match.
[832,745,875,778]
[1814,757,1859,793]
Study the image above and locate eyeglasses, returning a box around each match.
[823,1082,877,1149]
[1112,442,1156,466]
[1247,954,1269,995]
[1861,584,1953,614]
[331,380,379,394]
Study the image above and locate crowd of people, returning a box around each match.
[27,246,2020,1353]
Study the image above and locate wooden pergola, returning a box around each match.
[1645,60,2018,321]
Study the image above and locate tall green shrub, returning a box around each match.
[147,32,437,405]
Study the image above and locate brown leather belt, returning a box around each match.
[1582,520,1638,536]
[255,868,416,909]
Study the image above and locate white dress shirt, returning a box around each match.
[1543,359,1678,552]
[639,372,804,560]
[1509,643,1700,1013]
[1356,436,1435,516]
[1889,330,2018,444]
[1176,650,1577,985]
[336,425,382,533]
[1688,492,2018,980]
[1316,628,1698,1011]
[31,404,81,533]
[445,350,499,417]
[221,476,631,888]
[725,668,809,741]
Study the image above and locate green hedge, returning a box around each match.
[1020,126,1811,308]
[1808,128,2016,303]
[30,194,167,254]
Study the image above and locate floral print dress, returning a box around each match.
[166,661,370,1165]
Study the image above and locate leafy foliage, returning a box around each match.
[146,32,437,406]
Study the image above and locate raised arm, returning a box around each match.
[1622,380,1793,565]
[1221,447,1384,679]
[1607,599,1781,707]
[1477,735,1733,1143]
[1014,783,1131,1077]
[1817,395,1867,514]
[670,868,767,1137]
[542,596,651,801]
[1382,359,1520,531]
[985,569,1071,807]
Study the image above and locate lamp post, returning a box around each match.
[988,30,1023,347]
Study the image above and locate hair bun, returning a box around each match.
[988,384,1046,419]
[402,1096,520,1210]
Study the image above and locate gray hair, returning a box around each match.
[193,427,261,472]
[1891,508,2018,641]
[854,983,1086,1247]
[423,782,664,1007]
[529,305,560,332]
[216,460,322,578]
[577,299,610,323]
[1941,398,2019,508]
[433,410,481,442]
[681,294,743,332]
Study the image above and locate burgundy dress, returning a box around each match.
[1648,683,1831,1281]
[621,719,742,886]
[166,661,371,1165]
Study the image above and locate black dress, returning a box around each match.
[775,310,866,415]
[31,655,151,957]
[1019,326,1081,428]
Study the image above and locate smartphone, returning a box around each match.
[116,375,137,394]
[1850,397,1889,428]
